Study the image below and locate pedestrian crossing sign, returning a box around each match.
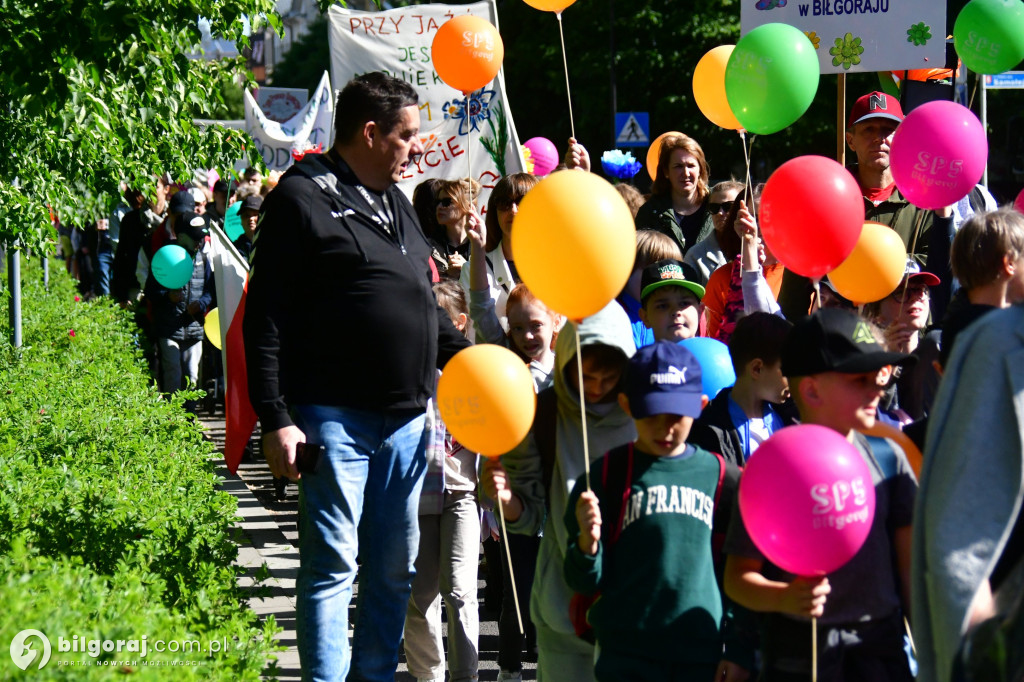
[615,112,650,147]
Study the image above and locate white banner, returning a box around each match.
[327,0,525,203]
[742,0,946,75]
[253,86,309,123]
[244,71,334,171]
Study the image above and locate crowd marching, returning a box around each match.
[55,72,1023,682]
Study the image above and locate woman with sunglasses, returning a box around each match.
[634,134,715,258]
[463,173,539,328]
[683,180,744,287]
[429,177,480,280]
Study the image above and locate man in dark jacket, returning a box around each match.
[243,72,470,682]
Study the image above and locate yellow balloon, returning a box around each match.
[646,131,683,181]
[693,46,743,130]
[512,171,636,320]
[828,222,908,304]
[204,307,223,350]
[438,345,537,457]
[522,0,577,12]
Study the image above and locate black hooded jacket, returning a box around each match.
[243,151,470,432]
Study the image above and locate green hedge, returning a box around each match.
[0,261,277,679]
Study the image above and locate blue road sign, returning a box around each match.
[615,112,650,147]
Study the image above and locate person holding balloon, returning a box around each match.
[634,134,716,258]
[144,210,215,412]
[463,173,538,330]
[563,341,747,682]
[481,302,637,682]
[724,308,919,682]
[429,178,481,281]
[777,92,954,324]
[684,180,744,287]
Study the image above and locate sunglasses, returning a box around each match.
[708,200,735,215]
[437,197,454,207]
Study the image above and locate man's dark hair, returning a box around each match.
[334,72,419,144]
[728,312,793,374]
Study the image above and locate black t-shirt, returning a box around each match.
[676,205,710,256]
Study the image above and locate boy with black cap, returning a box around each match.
[638,259,706,344]
[564,341,745,681]
[723,308,919,682]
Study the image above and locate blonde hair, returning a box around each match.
[651,134,710,202]
[436,178,481,217]
[635,229,682,270]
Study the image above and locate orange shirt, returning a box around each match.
[703,261,785,340]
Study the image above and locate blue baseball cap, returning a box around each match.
[624,341,704,419]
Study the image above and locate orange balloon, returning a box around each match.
[828,222,908,304]
[438,345,536,457]
[512,171,636,320]
[646,131,683,181]
[858,421,922,478]
[432,16,504,94]
[523,0,577,11]
[693,46,743,130]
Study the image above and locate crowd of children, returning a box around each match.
[398,127,1024,682]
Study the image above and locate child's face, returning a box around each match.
[632,411,695,457]
[879,279,930,330]
[802,370,886,434]
[639,287,701,342]
[568,356,623,404]
[755,359,790,404]
[507,300,554,360]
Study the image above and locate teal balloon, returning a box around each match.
[224,201,243,241]
[954,0,1024,75]
[151,245,194,289]
[725,23,821,135]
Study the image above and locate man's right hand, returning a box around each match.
[262,425,305,481]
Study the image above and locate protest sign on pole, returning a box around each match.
[244,71,334,171]
[742,1,946,75]
[253,86,309,123]
[327,0,526,202]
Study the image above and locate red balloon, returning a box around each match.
[1015,187,1024,215]
[760,156,865,279]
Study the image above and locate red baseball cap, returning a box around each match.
[848,91,905,128]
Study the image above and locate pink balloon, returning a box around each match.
[890,101,988,211]
[739,424,876,576]
[760,156,865,279]
[1015,188,1024,215]
[523,136,559,176]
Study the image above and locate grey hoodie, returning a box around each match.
[503,301,637,636]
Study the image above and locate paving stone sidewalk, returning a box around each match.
[200,406,537,681]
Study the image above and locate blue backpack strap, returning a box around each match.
[863,434,898,480]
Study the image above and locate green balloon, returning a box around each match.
[954,0,1024,75]
[224,201,244,241]
[725,23,821,135]
[151,245,194,289]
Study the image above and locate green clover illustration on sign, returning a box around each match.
[830,32,864,70]
[907,22,931,46]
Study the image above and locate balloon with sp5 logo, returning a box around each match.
[438,345,536,457]
[432,16,504,94]
[739,424,876,576]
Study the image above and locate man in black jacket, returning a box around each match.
[243,72,470,682]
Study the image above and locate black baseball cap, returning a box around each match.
[781,308,911,377]
[240,194,263,213]
[168,189,194,215]
[175,211,209,253]
[623,341,704,418]
[640,259,706,302]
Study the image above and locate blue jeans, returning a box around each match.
[292,404,429,682]
[95,248,114,296]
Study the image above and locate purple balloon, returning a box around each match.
[523,137,559,176]
[890,101,988,211]
[739,424,876,576]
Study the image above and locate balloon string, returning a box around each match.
[556,11,576,140]
[575,323,591,492]
[740,130,756,238]
[498,502,524,635]
[899,209,928,311]
[968,74,979,110]
[468,96,473,184]
[811,277,822,314]
[812,616,818,682]
[904,616,916,657]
